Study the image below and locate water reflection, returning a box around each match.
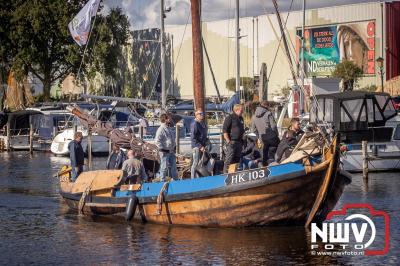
[0,151,399,265]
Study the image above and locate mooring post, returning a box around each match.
[139,125,144,139]
[29,118,34,154]
[88,128,92,171]
[362,140,368,179]
[176,124,180,154]
[108,139,112,154]
[6,122,10,151]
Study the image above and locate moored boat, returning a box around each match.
[57,133,350,227]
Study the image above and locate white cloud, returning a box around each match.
[103,0,378,30]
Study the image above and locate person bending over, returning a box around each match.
[122,150,148,184]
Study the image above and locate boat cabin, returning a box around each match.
[310,91,397,143]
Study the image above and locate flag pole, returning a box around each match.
[76,11,99,95]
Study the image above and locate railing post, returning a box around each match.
[176,124,180,154]
[52,126,57,138]
[362,140,368,180]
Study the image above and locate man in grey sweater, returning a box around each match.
[155,113,177,181]
[250,101,280,166]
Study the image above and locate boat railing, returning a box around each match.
[9,128,31,136]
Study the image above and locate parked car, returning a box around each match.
[392,96,400,111]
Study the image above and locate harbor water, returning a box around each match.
[0,151,399,265]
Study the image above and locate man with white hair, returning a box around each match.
[121,150,148,184]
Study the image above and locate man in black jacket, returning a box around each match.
[241,133,262,170]
[68,132,84,181]
[106,144,126,170]
[276,118,305,163]
[223,104,245,173]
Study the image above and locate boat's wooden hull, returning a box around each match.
[62,197,126,215]
[58,135,350,227]
[139,170,348,227]
[59,168,350,226]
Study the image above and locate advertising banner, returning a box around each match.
[297,21,375,76]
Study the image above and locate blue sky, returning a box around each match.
[103,0,379,30]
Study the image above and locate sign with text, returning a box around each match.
[225,168,270,186]
[297,20,375,76]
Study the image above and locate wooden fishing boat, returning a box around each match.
[57,133,351,227]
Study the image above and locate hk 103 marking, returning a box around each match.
[225,168,270,185]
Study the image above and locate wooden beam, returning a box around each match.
[190,0,205,112]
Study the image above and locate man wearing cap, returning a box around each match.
[68,131,84,181]
[190,108,208,178]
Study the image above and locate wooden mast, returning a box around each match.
[190,0,205,112]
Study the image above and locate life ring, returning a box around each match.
[125,194,138,221]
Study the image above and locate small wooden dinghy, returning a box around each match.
[57,134,350,227]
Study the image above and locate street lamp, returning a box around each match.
[376,57,384,92]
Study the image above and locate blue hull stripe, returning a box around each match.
[116,162,305,198]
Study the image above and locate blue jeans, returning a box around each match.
[71,165,83,182]
[191,147,202,179]
[241,158,258,170]
[159,152,178,181]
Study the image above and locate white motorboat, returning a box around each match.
[0,110,41,150]
[50,127,110,156]
[51,106,140,156]
[139,123,223,156]
[342,114,400,172]
[310,91,398,173]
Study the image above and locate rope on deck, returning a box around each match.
[156,182,169,215]
[78,184,92,215]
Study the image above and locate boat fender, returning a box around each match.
[125,194,138,221]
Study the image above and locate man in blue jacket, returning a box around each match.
[190,108,207,178]
[68,131,85,181]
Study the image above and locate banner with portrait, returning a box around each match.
[297,20,376,76]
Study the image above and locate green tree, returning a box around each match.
[7,0,91,100]
[332,60,363,91]
[85,8,131,97]
[280,85,291,97]
[225,77,254,92]
[1,1,132,101]
[0,0,15,88]
[225,77,255,101]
